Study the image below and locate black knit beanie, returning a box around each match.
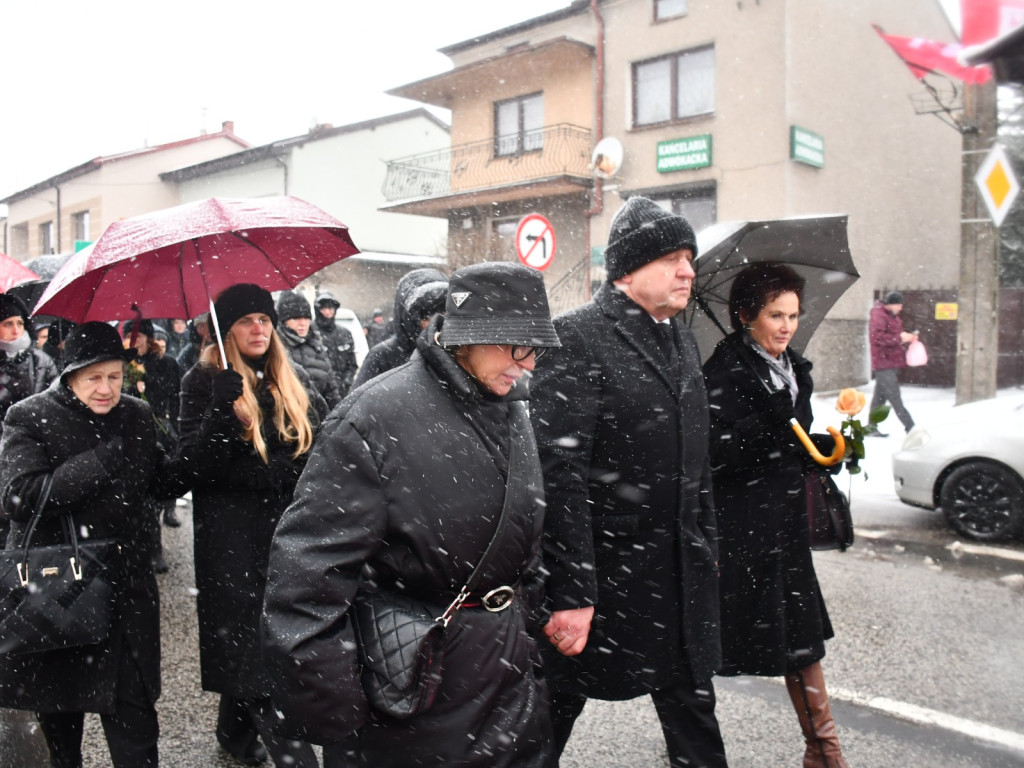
[122,319,155,339]
[0,294,29,324]
[604,197,698,282]
[215,283,278,339]
[276,291,312,323]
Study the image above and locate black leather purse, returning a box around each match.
[353,408,528,719]
[0,475,123,655]
[805,470,854,552]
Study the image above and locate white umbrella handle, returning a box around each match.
[209,297,227,369]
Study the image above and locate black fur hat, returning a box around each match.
[61,322,136,380]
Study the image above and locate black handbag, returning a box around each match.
[805,470,854,552]
[353,406,529,719]
[0,475,122,655]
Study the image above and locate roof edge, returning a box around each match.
[439,0,591,56]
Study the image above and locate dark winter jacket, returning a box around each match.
[702,331,834,676]
[530,283,721,697]
[277,325,341,409]
[352,268,447,389]
[0,382,187,713]
[869,300,907,371]
[178,356,328,698]
[263,315,550,766]
[0,341,58,438]
[313,305,358,397]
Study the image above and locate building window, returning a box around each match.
[633,46,715,127]
[654,0,687,21]
[490,217,520,261]
[495,93,544,157]
[649,185,717,234]
[72,210,90,243]
[38,221,54,255]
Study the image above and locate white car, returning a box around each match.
[892,395,1024,541]
[334,308,369,367]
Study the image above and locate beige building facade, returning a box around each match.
[1,122,248,261]
[384,0,961,386]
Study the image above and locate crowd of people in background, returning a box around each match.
[0,198,884,768]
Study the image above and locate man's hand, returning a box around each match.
[543,606,595,657]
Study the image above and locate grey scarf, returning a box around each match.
[744,331,798,404]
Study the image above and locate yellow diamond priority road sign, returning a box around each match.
[975,144,1020,227]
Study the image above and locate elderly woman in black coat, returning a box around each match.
[0,322,187,767]
[263,262,559,768]
[178,284,327,768]
[701,263,849,768]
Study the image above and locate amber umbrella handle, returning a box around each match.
[789,420,845,467]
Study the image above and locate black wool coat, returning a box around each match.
[530,284,722,698]
[263,319,550,767]
[702,331,834,676]
[0,382,186,713]
[178,358,327,699]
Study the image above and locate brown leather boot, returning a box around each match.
[785,662,849,768]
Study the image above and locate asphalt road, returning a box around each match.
[2,495,1023,767]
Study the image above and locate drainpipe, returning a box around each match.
[273,155,289,196]
[55,184,62,254]
[584,0,606,297]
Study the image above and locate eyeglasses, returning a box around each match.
[510,345,548,362]
[235,315,272,329]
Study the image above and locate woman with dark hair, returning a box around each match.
[0,322,187,767]
[702,263,849,768]
[178,283,327,768]
[263,262,558,768]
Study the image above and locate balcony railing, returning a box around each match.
[383,123,592,203]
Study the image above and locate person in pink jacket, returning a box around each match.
[868,291,917,435]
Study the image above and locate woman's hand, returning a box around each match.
[212,366,244,408]
[544,606,594,657]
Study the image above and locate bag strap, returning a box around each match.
[437,402,530,626]
[14,475,83,585]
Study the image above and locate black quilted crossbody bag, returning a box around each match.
[353,410,528,719]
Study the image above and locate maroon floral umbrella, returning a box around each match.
[0,252,39,293]
[34,196,359,362]
[34,196,359,324]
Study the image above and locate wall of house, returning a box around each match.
[288,117,449,257]
[177,159,286,200]
[3,135,245,260]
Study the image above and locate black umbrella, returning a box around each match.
[684,215,856,467]
[683,215,859,360]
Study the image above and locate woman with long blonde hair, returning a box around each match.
[178,283,327,768]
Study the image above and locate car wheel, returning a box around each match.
[939,461,1024,542]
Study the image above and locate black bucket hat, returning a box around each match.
[61,321,137,380]
[440,262,560,348]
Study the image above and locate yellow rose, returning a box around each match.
[836,388,866,417]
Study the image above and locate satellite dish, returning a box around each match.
[591,137,623,179]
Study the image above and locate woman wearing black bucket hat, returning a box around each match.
[0,321,189,767]
[263,262,559,767]
[177,283,327,768]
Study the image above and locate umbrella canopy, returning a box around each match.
[683,215,858,359]
[0,252,39,293]
[24,252,74,281]
[34,196,360,324]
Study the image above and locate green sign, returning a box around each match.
[656,134,712,173]
[74,240,94,252]
[790,126,824,168]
